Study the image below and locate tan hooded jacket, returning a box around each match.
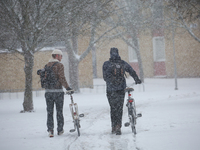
[45,58,69,90]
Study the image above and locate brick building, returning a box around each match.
[0,26,200,92]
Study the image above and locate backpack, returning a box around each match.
[37,62,59,89]
[110,60,125,85]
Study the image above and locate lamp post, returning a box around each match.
[172,19,178,90]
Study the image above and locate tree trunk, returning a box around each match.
[23,51,34,112]
[134,40,144,83]
[65,37,80,93]
[132,29,144,83]
[68,56,80,92]
[135,47,144,82]
[92,46,97,78]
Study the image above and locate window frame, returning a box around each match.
[153,36,165,62]
[128,38,138,62]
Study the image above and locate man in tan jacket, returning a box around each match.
[45,49,73,137]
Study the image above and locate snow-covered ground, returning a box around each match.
[0,78,200,150]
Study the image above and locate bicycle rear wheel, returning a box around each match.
[75,119,80,136]
[130,114,136,134]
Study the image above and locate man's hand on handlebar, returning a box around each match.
[66,87,74,94]
[135,78,142,84]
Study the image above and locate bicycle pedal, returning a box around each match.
[124,122,130,127]
[79,114,84,117]
[137,113,142,117]
[69,129,75,132]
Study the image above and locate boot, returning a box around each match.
[48,130,54,137]
[111,126,116,134]
[58,129,64,135]
[115,125,121,135]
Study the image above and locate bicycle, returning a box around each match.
[66,91,84,137]
[124,87,142,134]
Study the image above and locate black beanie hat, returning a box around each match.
[110,47,119,55]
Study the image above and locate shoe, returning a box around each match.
[116,129,121,135]
[48,130,54,138]
[111,127,116,134]
[58,130,64,135]
[115,125,121,135]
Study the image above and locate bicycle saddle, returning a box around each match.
[125,87,134,92]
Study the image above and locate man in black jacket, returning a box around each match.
[102,47,141,135]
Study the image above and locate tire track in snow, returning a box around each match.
[64,108,110,150]
[65,136,78,150]
[64,101,144,150]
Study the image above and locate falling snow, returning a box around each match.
[0,78,200,150]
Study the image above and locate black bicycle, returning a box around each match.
[124,87,142,134]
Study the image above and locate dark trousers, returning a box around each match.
[45,92,64,132]
[107,90,125,128]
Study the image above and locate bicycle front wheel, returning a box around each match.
[75,119,80,136]
[130,114,136,134]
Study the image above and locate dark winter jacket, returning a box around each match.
[103,48,140,92]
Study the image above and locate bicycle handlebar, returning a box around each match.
[66,90,74,95]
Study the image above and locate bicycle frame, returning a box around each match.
[69,94,79,121]
[127,92,137,125]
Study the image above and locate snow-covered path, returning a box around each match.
[0,78,200,150]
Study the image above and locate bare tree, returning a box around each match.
[104,0,154,82]
[61,0,116,92]
[0,0,117,112]
[0,0,73,112]
[165,0,200,43]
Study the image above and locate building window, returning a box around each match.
[153,37,165,61]
[128,38,138,62]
